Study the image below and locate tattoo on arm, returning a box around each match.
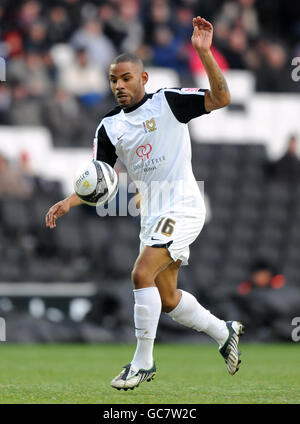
[217,74,229,93]
[198,50,230,108]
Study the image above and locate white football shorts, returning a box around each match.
[139,213,206,266]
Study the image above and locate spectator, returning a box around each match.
[213,0,260,71]
[219,26,248,69]
[10,81,42,126]
[143,0,172,45]
[174,6,194,42]
[98,2,124,50]
[25,51,53,96]
[152,26,189,75]
[25,20,49,52]
[59,47,108,106]
[71,19,116,69]
[237,259,286,296]
[17,0,42,32]
[42,87,81,146]
[255,40,295,92]
[272,134,300,182]
[0,152,34,198]
[232,258,300,340]
[216,0,260,39]
[4,31,24,58]
[47,6,72,45]
[9,51,52,98]
[117,0,144,53]
[62,0,82,31]
[42,50,59,84]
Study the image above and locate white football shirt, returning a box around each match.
[93,88,209,229]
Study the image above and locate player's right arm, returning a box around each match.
[46,120,117,229]
[45,192,83,229]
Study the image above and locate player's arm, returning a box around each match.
[191,16,230,112]
[46,122,117,229]
[46,193,83,229]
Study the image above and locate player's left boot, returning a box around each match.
[110,362,156,390]
[219,321,244,375]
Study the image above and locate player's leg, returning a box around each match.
[156,262,228,345]
[156,262,244,375]
[154,259,182,312]
[130,246,172,369]
[131,244,173,289]
[111,246,173,390]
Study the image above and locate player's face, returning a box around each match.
[109,62,148,108]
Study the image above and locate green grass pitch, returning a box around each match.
[0,343,299,404]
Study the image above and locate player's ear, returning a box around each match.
[141,71,148,86]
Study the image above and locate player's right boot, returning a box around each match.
[110,362,156,390]
[219,321,244,375]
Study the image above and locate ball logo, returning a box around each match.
[136,144,152,160]
[76,170,90,187]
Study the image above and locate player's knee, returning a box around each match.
[161,296,178,313]
[131,266,153,289]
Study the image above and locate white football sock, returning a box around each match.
[131,287,161,370]
[167,290,228,347]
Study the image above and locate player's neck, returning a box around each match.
[123,92,147,113]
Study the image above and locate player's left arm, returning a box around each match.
[191,16,230,112]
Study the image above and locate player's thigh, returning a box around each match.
[132,246,174,288]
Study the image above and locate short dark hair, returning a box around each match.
[111,52,144,70]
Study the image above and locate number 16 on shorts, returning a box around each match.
[154,217,176,237]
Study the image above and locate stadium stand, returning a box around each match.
[0,0,300,342]
[1,141,300,341]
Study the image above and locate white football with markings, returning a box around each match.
[73,160,118,206]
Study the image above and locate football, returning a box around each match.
[73,160,118,206]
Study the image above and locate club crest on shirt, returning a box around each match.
[143,117,157,133]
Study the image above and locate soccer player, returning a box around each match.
[46,17,244,390]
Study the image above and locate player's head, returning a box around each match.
[109,53,148,109]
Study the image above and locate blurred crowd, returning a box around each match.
[0,0,299,146]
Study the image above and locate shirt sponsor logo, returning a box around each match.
[131,155,167,173]
[136,144,152,160]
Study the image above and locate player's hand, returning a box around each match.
[45,199,71,229]
[191,16,213,54]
